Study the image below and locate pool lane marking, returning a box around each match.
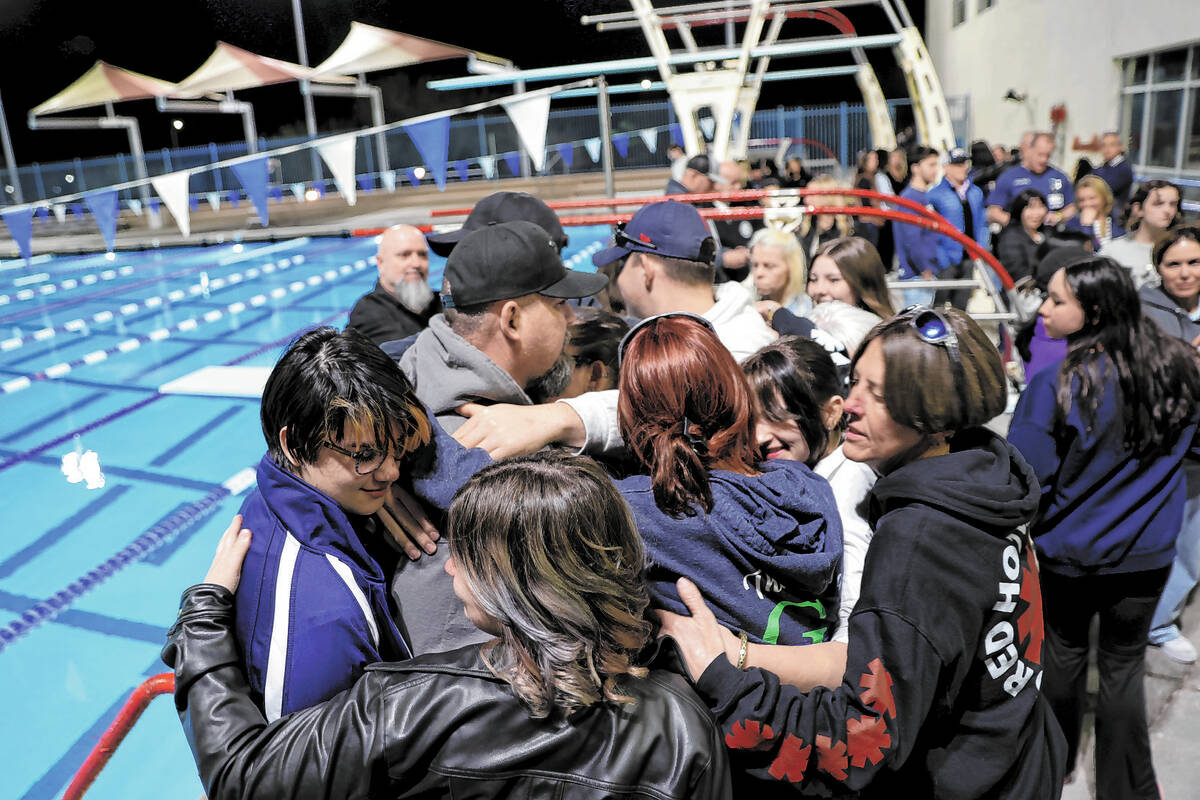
[0,254,311,352]
[0,485,132,580]
[0,466,254,654]
[0,233,348,326]
[1,257,370,395]
[0,307,351,475]
[0,236,312,301]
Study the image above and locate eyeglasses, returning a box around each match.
[613,221,658,252]
[617,311,716,368]
[901,304,967,389]
[323,440,403,475]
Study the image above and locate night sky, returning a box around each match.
[0,0,923,164]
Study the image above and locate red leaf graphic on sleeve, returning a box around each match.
[767,734,812,783]
[846,714,891,768]
[815,734,849,780]
[725,719,776,750]
[1018,547,1045,664]
[858,657,896,719]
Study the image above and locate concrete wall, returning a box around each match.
[924,0,1200,166]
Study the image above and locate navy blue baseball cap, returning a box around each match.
[592,200,717,267]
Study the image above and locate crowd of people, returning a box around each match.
[157,126,1200,800]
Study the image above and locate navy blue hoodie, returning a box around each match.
[1008,360,1200,576]
[692,429,1066,798]
[619,460,842,646]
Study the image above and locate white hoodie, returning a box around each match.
[559,282,777,453]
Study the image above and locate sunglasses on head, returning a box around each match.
[617,311,715,368]
[900,304,968,396]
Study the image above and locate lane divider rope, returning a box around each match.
[0,254,308,353]
[1,257,371,395]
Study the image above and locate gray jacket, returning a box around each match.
[1139,285,1200,343]
[396,313,532,434]
[391,313,532,654]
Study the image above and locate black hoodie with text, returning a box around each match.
[692,428,1066,798]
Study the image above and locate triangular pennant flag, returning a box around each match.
[147,198,160,214]
[127,199,143,217]
[356,175,374,193]
[584,138,602,163]
[312,180,326,199]
[501,93,552,172]
[556,143,575,169]
[268,186,284,203]
[34,205,49,221]
[289,182,306,201]
[230,156,270,227]
[638,128,658,154]
[502,152,521,177]
[380,171,397,192]
[2,207,34,261]
[225,190,240,208]
[316,136,359,206]
[205,191,221,212]
[401,116,450,191]
[670,123,684,145]
[404,168,422,188]
[452,159,470,182]
[477,155,496,180]
[84,189,120,252]
[52,204,67,224]
[699,116,716,141]
[188,196,199,211]
[612,132,629,159]
[150,170,192,238]
[69,202,84,219]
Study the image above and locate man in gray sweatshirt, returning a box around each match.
[386,219,606,653]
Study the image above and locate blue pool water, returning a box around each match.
[0,227,610,800]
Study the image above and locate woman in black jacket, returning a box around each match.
[994,189,1052,282]
[660,307,1066,798]
[163,451,731,800]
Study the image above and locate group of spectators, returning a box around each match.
[159,124,1199,799]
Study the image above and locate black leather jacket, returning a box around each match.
[163,585,732,799]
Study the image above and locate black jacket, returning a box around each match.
[163,585,732,800]
[347,281,441,345]
[692,429,1066,798]
[994,225,1046,283]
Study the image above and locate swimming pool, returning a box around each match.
[0,226,611,800]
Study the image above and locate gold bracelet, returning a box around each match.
[736,630,749,670]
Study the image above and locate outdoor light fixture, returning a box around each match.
[64,174,74,183]
[1003,89,1027,103]
[304,188,320,202]
[640,78,652,89]
[172,119,184,131]
[413,167,426,179]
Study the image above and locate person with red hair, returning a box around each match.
[385,314,842,656]
[614,313,842,649]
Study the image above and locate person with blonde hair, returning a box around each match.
[744,227,811,315]
[799,174,876,258]
[1065,174,1123,250]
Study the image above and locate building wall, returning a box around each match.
[924,0,1200,167]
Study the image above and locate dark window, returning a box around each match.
[953,0,967,25]
[1147,89,1183,167]
[1187,88,1200,169]
[1131,55,1149,85]
[1154,48,1189,83]
[1122,93,1146,165]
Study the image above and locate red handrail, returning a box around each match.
[63,673,175,800]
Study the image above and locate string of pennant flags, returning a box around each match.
[0,74,703,263]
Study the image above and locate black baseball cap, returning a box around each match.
[685,154,720,180]
[427,191,568,257]
[441,220,607,308]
